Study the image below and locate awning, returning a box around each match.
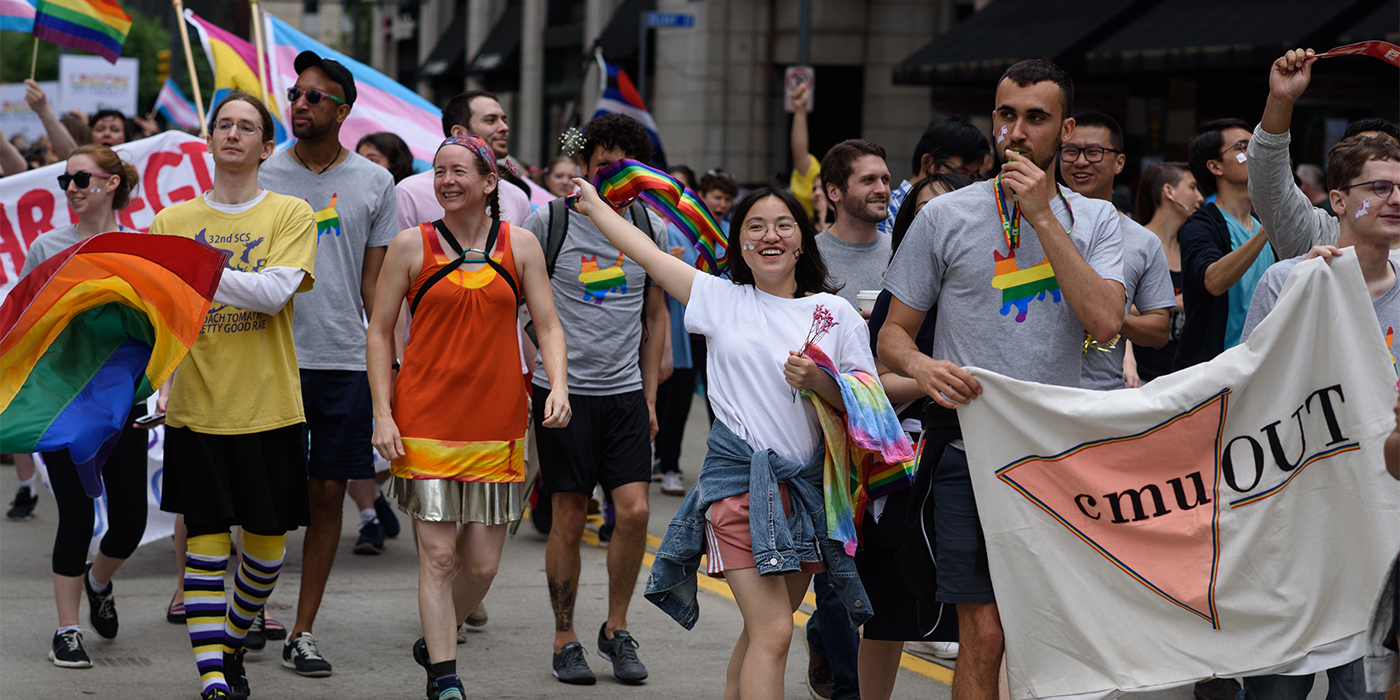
[419,11,464,79]
[591,0,655,59]
[469,4,522,76]
[1083,0,1383,72]
[891,0,1140,85]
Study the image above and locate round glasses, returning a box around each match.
[742,220,798,238]
[1340,179,1396,198]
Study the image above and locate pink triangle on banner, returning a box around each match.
[996,390,1229,628]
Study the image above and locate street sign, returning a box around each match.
[645,12,695,28]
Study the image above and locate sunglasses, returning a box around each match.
[57,171,106,189]
[287,86,346,106]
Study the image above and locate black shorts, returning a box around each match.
[532,384,651,496]
[300,369,374,480]
[931,444,995,604]
[855,487,924,641]
[161,424,310,536]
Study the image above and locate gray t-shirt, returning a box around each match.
[814,230,892,311]
[259,150,399,371]
[1081,215,1177,390]
[883,180,1125,388]
[1241,250,1400,354]
[521,204,668,395]
[20,224,85,277]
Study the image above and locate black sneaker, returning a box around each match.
[374,493,400,538]
[353,520,385,555]
[597,522,614,545]
[596,623,647,684]
[551,641,596,685]
[201,690,232,700]
[225,647,250,700]
[244,609,267,651]
[83,563,118,640]
[412,638,436,700]
[6,486,37,521]
[48,629,92,668]
[281,632,332,677]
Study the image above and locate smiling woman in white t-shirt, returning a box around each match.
[571,180,873,700]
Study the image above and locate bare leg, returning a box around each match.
[723,570,811,700]
[449,522,507,626]
[53,575,83,627]
[14,453,35,482]
[859,638,906,700]
[603,481,649,636]
[415,519,460,663]
[952,602,1004,700]
[347,478,377,512]
[545,492,587,652]
[292,477,348,636]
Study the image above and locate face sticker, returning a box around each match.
[997,125,1008,145]
[1355,199,1371,220]
[1235,152,1247,164]
[90,188,101,193]
[742,241,756,250]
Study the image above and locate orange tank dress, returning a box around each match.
[386,221,529,523]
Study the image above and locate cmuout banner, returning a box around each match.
[960,249,1400,700]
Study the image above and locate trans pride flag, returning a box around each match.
[0,233,226,497]
[154,77,200,130]
[592,56,665,167]
[1,0,36,32]
[33,0,129,64]
[263,12,443,167]
[572,158,727,274]
[184,10,288,143]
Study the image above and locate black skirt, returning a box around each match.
[160,424,310,536]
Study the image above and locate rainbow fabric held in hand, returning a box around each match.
[801,344,918,555]
[567,158,728,275]
[0,233,228,497]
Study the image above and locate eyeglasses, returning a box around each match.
[1218,140,1249,158]
[287,86,346,106]
[1340,179,1396,198]
[213,120,263,136]
[1059,146,1122,164]
[742,220,798,238]
[57,171,104,189]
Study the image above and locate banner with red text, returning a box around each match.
[961,250,1400,700]
[0,130,213,299]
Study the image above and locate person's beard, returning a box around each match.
[293,115,332,141]
[840,192,886,224]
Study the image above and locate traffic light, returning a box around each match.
[157,49,171,83]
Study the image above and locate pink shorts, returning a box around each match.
[704,484,827,579]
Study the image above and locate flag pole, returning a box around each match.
[30,36,39,81]
[171,0,207,138]
[248,0,271,109]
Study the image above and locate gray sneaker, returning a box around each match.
[551,641,596,685]
[596,623,648,684]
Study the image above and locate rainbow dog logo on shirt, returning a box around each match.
[579,253,627,304]
[992,249,1062,322]
[313,194,341,240]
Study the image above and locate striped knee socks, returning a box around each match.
[224,532,285,653]
[184,532,232,695]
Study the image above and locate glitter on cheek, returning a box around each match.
[1354,199,1371,220]
[1235,153,1247,164]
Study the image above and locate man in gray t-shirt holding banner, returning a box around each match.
[879,60,1125,700]
[257,51,399,678]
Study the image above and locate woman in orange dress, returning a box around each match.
[367,135,569,700]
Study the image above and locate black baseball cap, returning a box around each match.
[293,50,356,106]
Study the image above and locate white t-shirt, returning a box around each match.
[685,272,874,463]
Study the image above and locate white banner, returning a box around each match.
[58,55,139,117]
[960,250,1400,700]
[0,130,213,300]
[0,81,59,142]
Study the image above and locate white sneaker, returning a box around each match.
[905,641,959,661]
[660,472,685,496]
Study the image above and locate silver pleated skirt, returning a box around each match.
[386,476,524,524]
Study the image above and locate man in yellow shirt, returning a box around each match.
[151,90,317,700]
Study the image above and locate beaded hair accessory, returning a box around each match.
[559,127,586,157]
[436,134,519,177]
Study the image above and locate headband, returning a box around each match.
[436,135,519,178]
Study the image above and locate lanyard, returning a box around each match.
[992,177,1074,251]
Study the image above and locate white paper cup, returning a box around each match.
[856,290,880,313]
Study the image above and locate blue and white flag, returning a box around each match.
[153,78,200,130]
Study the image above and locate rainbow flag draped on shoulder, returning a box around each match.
[570,158,728,275]
[33,0,130,64]
[802,344,917,555]
[0,233,227,497]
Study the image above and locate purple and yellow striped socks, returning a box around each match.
[223,532,285,654]
[184,532,232,695]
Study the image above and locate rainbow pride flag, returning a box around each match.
[0,233,227,497]
[570,158,728,275]
[33,0,130,64]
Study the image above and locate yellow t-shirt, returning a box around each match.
[789,153,821,220]
[151,193,317,434]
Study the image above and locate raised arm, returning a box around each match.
[790,82,813,177]
[25,80,76,161]
[0,126,26,175]
[513,227,571,428]
[571,177,698,304]
[1251,48,1334,256]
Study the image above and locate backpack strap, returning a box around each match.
[545,198,570,279]
[409,218,518,316]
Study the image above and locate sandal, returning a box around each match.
[166,593,185,624]
[262,613,286,640]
